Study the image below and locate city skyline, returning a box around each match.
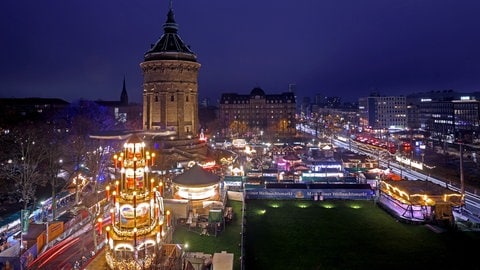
[1,0,480,104]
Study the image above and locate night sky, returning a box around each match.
[1,0,480,104]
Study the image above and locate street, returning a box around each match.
[28,226,99,270]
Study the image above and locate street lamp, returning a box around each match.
[183,243,189,269]
[40,201,46,222]
[51,158,63,221]
[459,142,465,196]
[40,200,50,249]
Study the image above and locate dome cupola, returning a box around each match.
[144,7,197,62]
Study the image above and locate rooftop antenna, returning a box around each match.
[169,0,173,9]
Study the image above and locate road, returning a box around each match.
[28,226,98,270]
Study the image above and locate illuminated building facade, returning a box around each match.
[105,134,183,270]
[358,95,407,130]
[219,87,296,137]
[139,6,207,167]
[140,7,200,139]
[90,5,208,171]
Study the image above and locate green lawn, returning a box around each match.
[173,199,480,270]
[173,200,243,270]
[244,200,480,270]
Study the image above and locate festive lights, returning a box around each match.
[106,226,110,242]
[110,208,114,225]
[112,191,116,205]
[166,210,170,227]
[106,135,168,269]
[97,217,103,235]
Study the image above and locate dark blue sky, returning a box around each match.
[1,0,480,104]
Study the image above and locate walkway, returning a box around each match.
[83,247,108,270]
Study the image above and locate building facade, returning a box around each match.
[305,90,478,141]
[358,95,407,130]
[219,87,296,138]
[405,91,480,143]
[137,6,207,168]
[140,8,201,140]
[95,77,142,130]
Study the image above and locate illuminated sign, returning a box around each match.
[395,156,423,170]
[245,188,374,200]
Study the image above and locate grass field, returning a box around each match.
[244,200,480,270]
[173,199,480,270]
[173,200,243,270]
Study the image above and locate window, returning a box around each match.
[171,95,174,102]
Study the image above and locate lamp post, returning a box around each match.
[459,142,465,196]
[40,201,49,249]
[51,158,63,221]
[183,243,189,270]
[41,201,46,222]
[409,151,413,171]
[73,173,83,205]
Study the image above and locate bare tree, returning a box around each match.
[42,135,66,220]
[60,100,119,249]
[0,123,48,211]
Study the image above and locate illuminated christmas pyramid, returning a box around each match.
[105,134,183,270]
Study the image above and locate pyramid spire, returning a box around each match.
[144,2,196,62]
[120,76,128,105]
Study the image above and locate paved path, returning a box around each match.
[83,247,108,270]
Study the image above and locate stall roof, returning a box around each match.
[212,251,234,270]
[173,164,220,186]
[22,223,45,240]
[381,180,463,206]
[382,180,456,195]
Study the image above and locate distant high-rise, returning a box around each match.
[358,95,407,130]
[140,7,201,140]
[288,83,296,93]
